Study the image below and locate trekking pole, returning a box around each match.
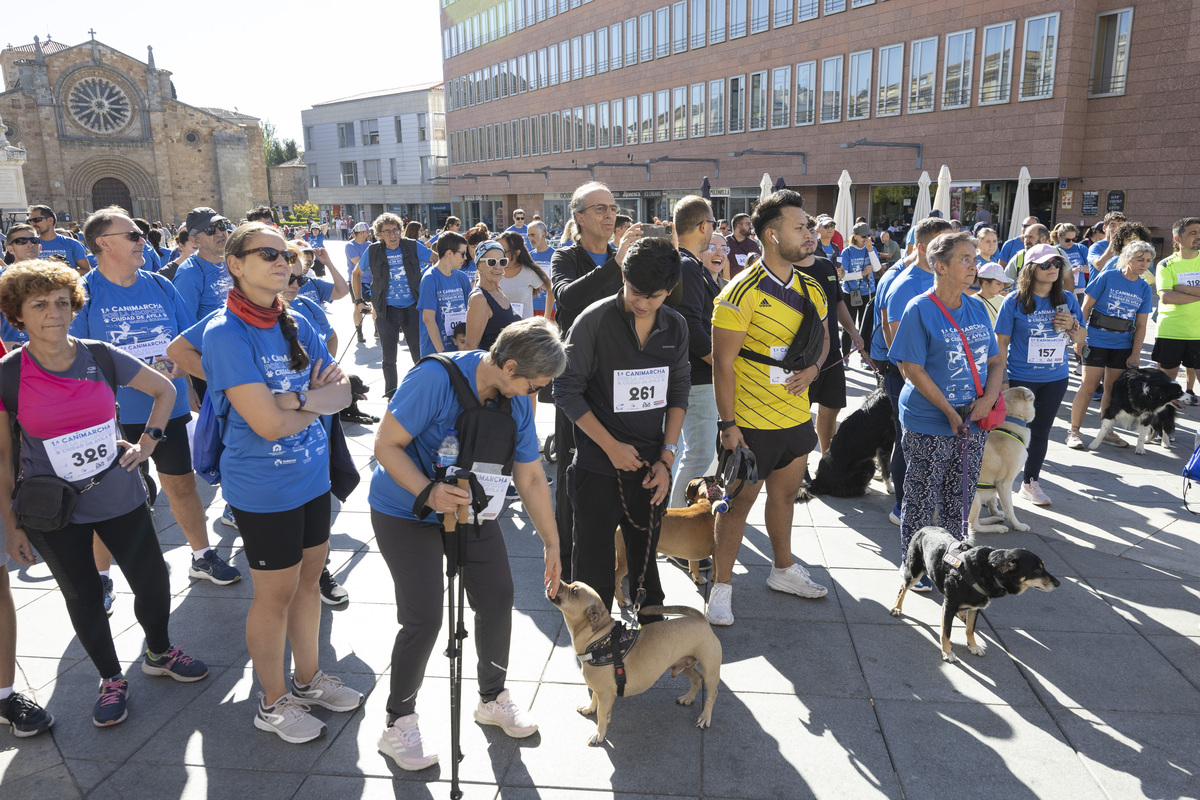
[443,478,470,800]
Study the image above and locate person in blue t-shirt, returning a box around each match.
[305,222,327,250]
[27,204,90,273]
[1086,212,1127,275]
[369,317,564,769]
[1067,239,1156,450]
[996,215,1039,267]
[839,223,879,355]
[202,222,360,744]
[504,208,532,251]
[995,244,1087,507]
[1050,223,1090,299]
[74,209,241,592]
[293,242,348,306]
[171,208,235,329]
[417,237,473,357]
[346,223,376,342]
[527,221,556,315]
[405,222,436,273]
[889,230,1001,572]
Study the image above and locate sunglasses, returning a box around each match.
[288,273,310,285]
[201,221,235,235]
[7,236,38,247]
[524,378,547,395]
[27,216,50,224]
[238,246,299,265]
[96,230,145,243]
[480,257,509,268]
[514,216,525,221]
[1036,260,1063,271]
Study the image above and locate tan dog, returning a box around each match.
[548,580,722,746]
[614,477,717,604]
[969,386,1037,534]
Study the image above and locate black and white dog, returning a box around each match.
[339,374,380,426]
[797,387,894,501]
[1089,368,1183,454]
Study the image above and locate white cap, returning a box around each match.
[977,262,1013,284]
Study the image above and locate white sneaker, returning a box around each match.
[705,582,734,626]
[767,563,828,599]
[1019,480,1051,507]
[378,713,438,771]
[291,670,363,712]
[253,693,326,744]
[1183,391,1200,406]
[1065,430,1085,450]
[889,510,902,526]
[473,689,537,738]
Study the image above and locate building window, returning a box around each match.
[656,90,670,141]
[625,18,638,65]
[728,74,746,133]
[485,124,494,160]
[690,82,706,136]
[824,0,845,13]
[626,96,639,144]
[641,93,655,143]
[498,2,508,36]
[773,0,792,27]
[798,0,817,21]
[640,13,654,61]
[510,58,519,94]
[876,43,903,116]
[583,33,596,76]
[750,0,769,33]
[547,0,556,16]
[690,0,706,48]
[308,164,319,189]
[708,78,725,134]
[364,159,381,185]
[551,111,561,152]
[847,50,871,120]
[770,66,791,128]
[562,108,574,151]
[494,125,503,159]
[791,61,814,125]
[611,99,624,146]
[597,28,608,72]
[851,0,873,7]
[303,126,313,150]
[610,23,623,69]
[519,117,529,156]
[500,62,509,98]
[560,41,571,83]
[730,0,747,38]
[527,116,537,156]
[672,86,687,139]
[1090,8,1132,96]
[943,29,975,109]
[541,114,551,154]
[673,2,688,53]
[572,107,584,151]
[1020,13,1060,100]
[655,7,670,58]
[416,113,427,141]
[548,46,559,85]
[598,102,610,147]
[908,37,937,113]
[483,66,492,102]
[519,55,530,92]
[979,21,1015,104]
[582,105,595,148]
[748,70,767,131]
[709,0,725,44]
[340,161,358,186]
[572,36,584,80]
[337,122,355,148]
[820,56,843,123]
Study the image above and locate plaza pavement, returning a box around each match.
[2,241,1199,800]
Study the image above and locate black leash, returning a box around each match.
[615,461,667,620]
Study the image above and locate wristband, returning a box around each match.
[717,420,738,432]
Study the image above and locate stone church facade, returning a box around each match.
[0,36,268,225]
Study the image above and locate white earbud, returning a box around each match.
[771,233,779,244]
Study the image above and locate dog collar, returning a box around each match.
[1004,415,1028,427]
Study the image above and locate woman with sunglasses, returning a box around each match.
[0,259,208,728]
[465,241,522,353]
[995,245,1086,505]
[417,232,473,357]
[201,222,361,743]
[497,231,553,321]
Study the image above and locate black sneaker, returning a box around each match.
[319,568,348,606]
[101,575,115,618]
[0,692,53,737]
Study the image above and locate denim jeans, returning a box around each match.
[670,382,718,508]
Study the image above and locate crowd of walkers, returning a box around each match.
[0,194,1196,774]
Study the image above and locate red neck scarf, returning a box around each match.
[226,287,283,329]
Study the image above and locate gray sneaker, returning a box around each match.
[253,693,326,744]
[290,670,363,712]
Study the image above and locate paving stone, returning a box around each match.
[112,592,251,668]
[298,774,500,800]
[61,759,121,795]
[88,762,306,800]
[1086,577,1200,637]
[16,654,86,694]
[1043,539,1188,582]
[0,720,63,782]
[1145,635,1200,692]
[715,618,867,699]
[814,525,900,571]
[0,763,82,800]
[979,576,1133,634]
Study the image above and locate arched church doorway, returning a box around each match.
[92,177,132,214]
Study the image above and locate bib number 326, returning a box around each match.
[44,418,119,482]
[613,367,669,413]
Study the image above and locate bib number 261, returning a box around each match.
[628,385,656,402]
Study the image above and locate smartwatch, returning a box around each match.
[143,427,167,442]
[717,420,738,432]
[297,392,308,410]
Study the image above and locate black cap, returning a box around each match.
[185,207,230,235]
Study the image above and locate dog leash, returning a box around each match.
[615,461,668,620]
[958,424,972,541]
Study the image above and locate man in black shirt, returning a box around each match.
[553,238,689,619]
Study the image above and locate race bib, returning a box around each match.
[118,336,171,362]
[443,308,467,338]
[1028,336,1066,365]
[613,367,668,412]
[471,469,510,521]
[1176,271,1200,288]
[769,345,795,385]
[44,419,119,482]
[510,302,524,317]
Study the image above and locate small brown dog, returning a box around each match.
[548,580,722,745]
[614,477,717,605]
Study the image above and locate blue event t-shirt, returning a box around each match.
[346,240,372,282]
[368,350,539,521]
[869,262,909,361]
[889,293,999,436]
[585,248,608,268]
[995,292,1084,382]
[998,236,1025,266]
[531,246,555,311]
[385,247,415,308]
[298,276,335,305]
[417,268,472,356]
[414,241,434,271]
[171,254,233,326]
[38,234,87,265]
[289,295,334,345]
[1087,241,1110,270]
[883,265,936,364]
[140,242,163,273]
[1084,268,1155,349]
[201,310,332,513]
[840,245,875,296]
[69,269,192,424]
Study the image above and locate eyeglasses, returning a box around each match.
[524,378,547,395]
[237,246,299,265]
[480,257,509,268]
[380,228,401,236]
[96,230,145,242]
[1036,260,1063,271]
[27,216,50,224]
[7,236,38,246]
[703,219,717,228]
[288,273,310,285]
[707,244,730,254]
[201,221,234,235]
[584,203,620,216]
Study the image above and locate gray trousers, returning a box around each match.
[373,509,514,718]
[377,304,420,395]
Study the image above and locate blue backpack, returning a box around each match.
[1185,434,1200,516]
[191,391,224,485]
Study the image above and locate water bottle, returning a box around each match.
[436,428,459,473]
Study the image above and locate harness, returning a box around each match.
[976,417,1028,490]
[578,620,641,696]
[940,541,992,597]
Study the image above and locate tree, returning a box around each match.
[293,202,319,223]
[261,119,294,167]
[282,139,299,163]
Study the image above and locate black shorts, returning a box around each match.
[1151,338,1200,370]
[121,414,193,476]
[1082,345,1133,370]
[231,492,331,571]
[807,362,847,410]
[739,420,818,481]
[360,284,373,303]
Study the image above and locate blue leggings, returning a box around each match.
[900,428,987,562]
[1007,377,1069,484]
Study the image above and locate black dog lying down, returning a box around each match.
[891,526,1060,662]
[797,387,894,501]
[1089,367,1183,455]
[340,374,380,426]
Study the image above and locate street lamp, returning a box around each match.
[839,138,923,170]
